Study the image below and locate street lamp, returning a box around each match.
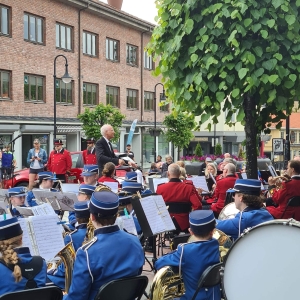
[53,54,72,139]
[150,83,166,161]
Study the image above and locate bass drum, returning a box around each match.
[223,219,300,300]
[218,202,239,220]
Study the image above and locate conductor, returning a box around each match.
[95,124,136,174]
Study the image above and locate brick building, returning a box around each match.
[0,0,170,169]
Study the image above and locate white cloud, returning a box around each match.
[100,0,157,24]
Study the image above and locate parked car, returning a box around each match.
[2,151,131,188]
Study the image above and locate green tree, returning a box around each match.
[163,111,196,159]
[77,103,125,141]
[215,143,222,156]
[149,0,300,178]
[195,142,203,157]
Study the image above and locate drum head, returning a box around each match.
[223,220,300,300]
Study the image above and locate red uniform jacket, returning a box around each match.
[210,175,237,214]
[98,176,121,189]
[267,176,300,219]
[156,178,202,231]
[47,148,72,175]
[82,148,97,165]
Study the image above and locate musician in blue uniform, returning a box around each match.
[26,171,57,207]
[216,179,274,240]
[155,210,221,300]
[81,165,99,186]
[0,217,47,294]
[8,187,28,217]
[48,202,90,290]
[68,184,95,229]
[64,190,144,300]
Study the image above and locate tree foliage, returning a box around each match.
[77,104,125,141]
[195,142,203,157]
[163,112,195,152]
[149,0,300,178]
[215,143,222,156]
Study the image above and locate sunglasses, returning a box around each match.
[34,142,39,144]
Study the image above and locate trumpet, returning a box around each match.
[268,175,291,195]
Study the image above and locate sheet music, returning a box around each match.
[0,189,9,202]
[102,182,118,193]
[0,201,8,215]
[153,178,169,192]
[31,203,57,216]
[29,215,65,261]
[18,218,36,255]
[120,216,137,236]
[241,173,247,179]
[60,183,80,195]
[186,176,209,191]
[16,206,34,217]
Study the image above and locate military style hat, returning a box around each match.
[74,202,90,218]
[86,138,96,144]
[81,165,99,176]
[8,187,27,197]
[0,218,23,241]
[233,179,261,196]
[78,184,96,196]
[122,181,142,194]
[54,139,63,145]
[189,210,215,235]
[118,190,133,206]
[38,171,56,181]
[125,172,138,182]
[89,190,119,217]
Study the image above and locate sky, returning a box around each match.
[100,0,158,24]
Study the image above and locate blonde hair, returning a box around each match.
[0,235,22,282]
[33,139,40,144]
[179,167,187,180]
[205,163,217,177]
[102,162,115,177]
[176,161,186,168]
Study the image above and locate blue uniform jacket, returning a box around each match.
[0,247,47,295]
[216,207,274,240]
[155,239,220,300]
[64,225,144,300]
[47,224,88,289]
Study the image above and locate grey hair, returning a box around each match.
[168,163,180,177]
[165,155,173,160]
[225,163,236,174]
[101,124,111,136]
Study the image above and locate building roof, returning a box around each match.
[270,112,300,129]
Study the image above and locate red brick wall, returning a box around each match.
[0,0,166,123]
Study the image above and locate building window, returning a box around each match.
[83,31,97,56]
[0,5,9,36]
[83,83,97,106]
[126,44,138,66]
[0,70,10,99]
[127,89,138,109]
[144,51,154,70]
[144,91,154,111]
[159,93,169,112]
[106,38,119,62]
[280,131,284,139]
[56,23,72,51]
[106,86,119,107]
[55,79,72,104]
[24,74,44,102]
[24,13,44,44]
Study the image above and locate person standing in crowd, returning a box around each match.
[95,124,136,175]
[27,139,48,190]
[64,189,144,300]
[157,164,202,233]
[1,144,17,180]
[0,218,47,294]
[125,144,134,160]
[155,210,220,300]
[216,179,273,240]
[82,138,97,165]
[47,139,72,182]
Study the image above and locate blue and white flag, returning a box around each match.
[126,119,138,146]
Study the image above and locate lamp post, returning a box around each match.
[152,83,166,161]
[53,54,72,139]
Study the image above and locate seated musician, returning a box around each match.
[26,171,57,207]
[0,217,47,294]
[156,164,202,233]
[98,162,120,188]
[63,190,144,300]
[198,157,213,176]
[48,202,90,290]
[203,163,237,218]
[8,187,28,217]
[155,210,220,300]
[148,162,160,176]
[204,163,217,191]
[266,160,300,219]
[68,184,95,229]
[81,165,99,186]
[216,179,273,240]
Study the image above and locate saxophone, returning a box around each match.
[82,183,113,244]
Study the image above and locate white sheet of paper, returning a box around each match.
[0,201,8,214]
[241,173,247,179]
[102,182,118,193]
[186,176,209,191]
[0,189,9,202]
[121,216,138,236]
[16,206,34,217]
[31,203,57,216]
[153,178,169,192]
[29,215,65,261]
[18,218,36,255]
[60,183,80,195]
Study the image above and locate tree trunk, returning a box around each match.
[243,94,258,179]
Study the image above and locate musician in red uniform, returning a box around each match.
[209,163,237,217]
[47,139,72,182]
[82,138,97,165]
[266,160,300,219]
[156,163,202,232]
